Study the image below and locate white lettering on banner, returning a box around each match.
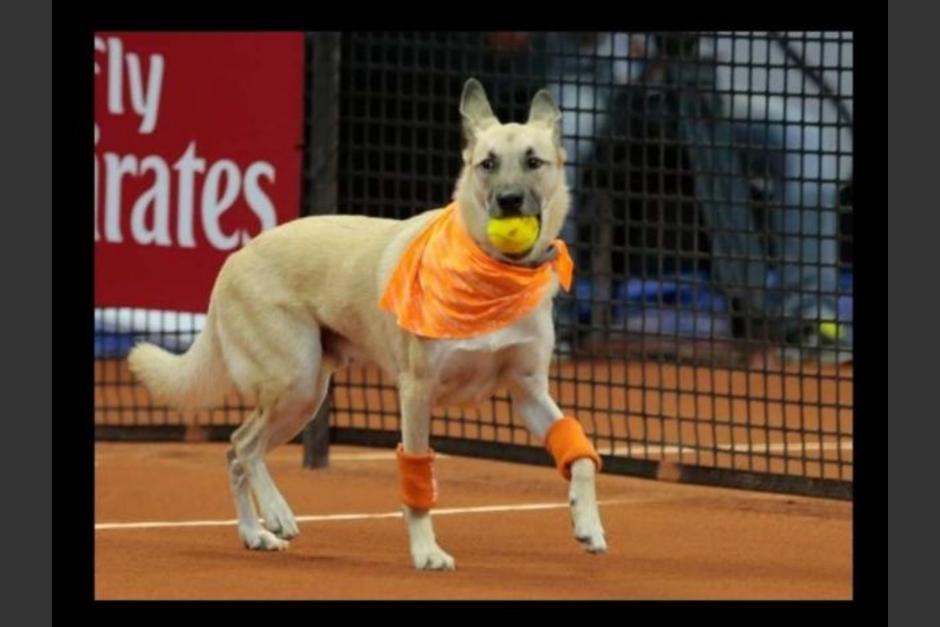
[130,156,172,246]
[173,142,206,249]
[95,142,279,251]
[95,35,164,134]
[95,125,101,241]
[125,52,164,134]
[201,160,242,251]
[95,36,284,252]
[94,37,106,74]
[103,153,138,243]
[107,37,124,115]
[244,162,278,233]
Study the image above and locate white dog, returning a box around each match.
[128,78,606,570]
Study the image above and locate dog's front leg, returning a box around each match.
[568,458,606,553]
[398,373,455,571]
[511,375,607,553]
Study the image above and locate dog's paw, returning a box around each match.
[571,509,607,554]
[240,527,290,551]
[569,459,607,554]
[411,545,456,571]
[574,526,607,554]
[260,502,300,540]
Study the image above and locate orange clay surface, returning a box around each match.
[95,442,851,600]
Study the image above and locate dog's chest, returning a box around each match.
[425,316,541,408]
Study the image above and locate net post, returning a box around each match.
[300,31,341,470]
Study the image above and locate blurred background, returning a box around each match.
[95,32,853,498]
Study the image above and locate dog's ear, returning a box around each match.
[528,89,563,148]
[460,78,498,157]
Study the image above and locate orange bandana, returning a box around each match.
[379,202,574,339]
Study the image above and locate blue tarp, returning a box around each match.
[570,271,852,339]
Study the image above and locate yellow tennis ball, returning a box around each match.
[819,321,841,340]
[486,216,540,255]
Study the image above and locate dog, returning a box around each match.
[128,78,607,570]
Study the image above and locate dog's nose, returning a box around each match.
[497,192,524,214]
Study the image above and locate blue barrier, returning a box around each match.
[569,271,852,339]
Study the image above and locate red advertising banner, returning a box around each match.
[94,32,305,312]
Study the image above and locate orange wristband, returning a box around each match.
[544,417,602,480]
[396,443,439,510]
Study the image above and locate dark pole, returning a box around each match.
[301,32,341,469]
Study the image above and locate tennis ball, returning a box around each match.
[486,216,540,255]
[819,321,841,340]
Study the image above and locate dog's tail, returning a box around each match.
[127,309,230,411]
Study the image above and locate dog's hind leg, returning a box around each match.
[224,317,331,548]
[399,373,455,570]
[228,362,332,546]
[254,369,332,540]
[226,412,289,551]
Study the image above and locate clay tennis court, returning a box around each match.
[95,445,851,599]
[95,442,851,599]
[96,357,852,599]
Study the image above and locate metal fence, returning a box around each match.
[95,31,853,499]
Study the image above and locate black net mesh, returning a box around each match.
[95,31,853,495]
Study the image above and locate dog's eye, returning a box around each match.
[479,157,496,172]
[526,156,544,170]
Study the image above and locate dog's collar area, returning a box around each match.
[526,244,558,268]
[501,243,557,269]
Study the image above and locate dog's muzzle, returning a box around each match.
[489,189,541,219]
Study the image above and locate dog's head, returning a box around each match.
[453,78,570,264]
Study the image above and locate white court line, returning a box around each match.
[94,498,647,532]
[329,452,451,461]
[94,451,425,465]
[94,452,448,466]
[716,440,853,454]
[332,443,853,460]
[598,444,697,456]
[599,440,853,457]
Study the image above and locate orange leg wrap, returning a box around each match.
[544,417,602,480]
[396,443,438,510]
